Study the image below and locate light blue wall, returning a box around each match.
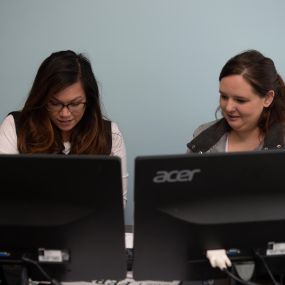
[1,0,285,224]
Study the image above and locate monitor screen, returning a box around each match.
[0,154,126,283]
[133,150,285,282]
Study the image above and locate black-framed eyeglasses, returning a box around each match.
[46,101,87,113]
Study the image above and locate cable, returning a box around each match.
[206,249,259,285]
[254,251,279,285]
[222,268,261,285]
[21,256,62,285]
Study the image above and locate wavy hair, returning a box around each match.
[218,49,285,135]
[17,50,111,154]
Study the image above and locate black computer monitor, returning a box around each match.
[133,150,285,282]
[0,154,126,284]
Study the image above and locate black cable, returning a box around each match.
[222,268,260,285]
[254,251,279,285]
[21,256,62,285]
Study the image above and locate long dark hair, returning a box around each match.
[17,50,111,154]
[218,49,285,134]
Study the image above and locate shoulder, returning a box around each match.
[111,121,124,143]
[110,121,126,152]
[102,120,121,134]
[187,118,229,153]
[5,111,24,136]
[8,111,21,120]
[1,114,16,130]
[111,121,122,135]
[102,120,123,138]
[193,120,219,138]
[0,113,18,154]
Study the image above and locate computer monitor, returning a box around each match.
[0,154,126,284]
[133,150,285,282]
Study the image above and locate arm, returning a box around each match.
[0,114,19,154]
[111,122,128,207]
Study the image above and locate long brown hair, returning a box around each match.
[218,49,285,135]
[17,50,111,154]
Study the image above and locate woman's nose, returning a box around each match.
[225,100,236,112]
[59,105,72,116]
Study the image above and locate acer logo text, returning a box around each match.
[153,169,201,183]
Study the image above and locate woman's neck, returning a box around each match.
[227,128,263,152]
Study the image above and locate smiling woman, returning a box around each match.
[0,50,128,205]
[187,49,285,154]
[185,49,285,277]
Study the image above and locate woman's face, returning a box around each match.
[47,81,86,140]
[219,75,273,133]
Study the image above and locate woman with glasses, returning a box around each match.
[0,50,128,205]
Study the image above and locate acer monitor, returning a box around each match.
[133,150,285,282]
[0,154,126,284]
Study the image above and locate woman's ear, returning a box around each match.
[264,90,275,107]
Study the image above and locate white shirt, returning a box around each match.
[0,114,128,206]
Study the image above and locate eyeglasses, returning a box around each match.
[46,101,87,113]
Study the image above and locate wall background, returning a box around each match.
[1,0,285,225]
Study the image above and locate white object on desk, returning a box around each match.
[125,232,133,249]
[206,249,232,270]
